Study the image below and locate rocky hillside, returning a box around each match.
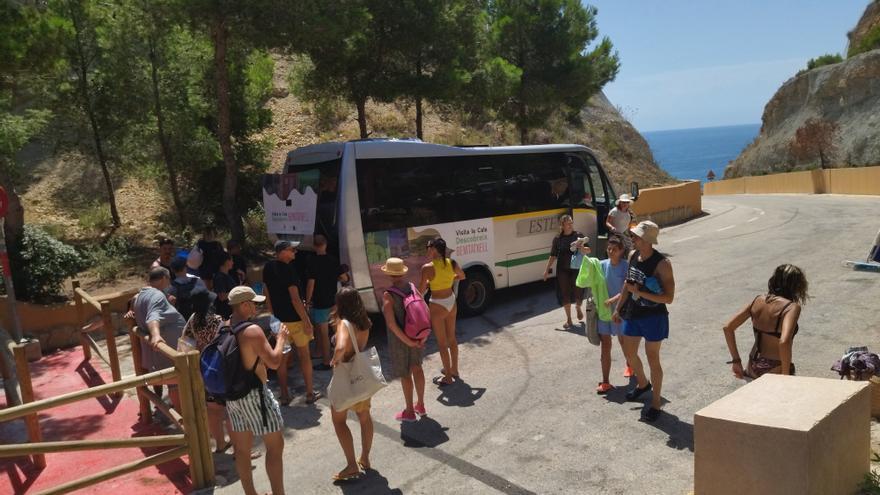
[263,56,673,190]
[726,3,880,178]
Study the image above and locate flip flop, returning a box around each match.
[332,470,362,482]
[278,395,292,407]
[432,376,454,387]
[306,391,323,404]
[358,460,371,471]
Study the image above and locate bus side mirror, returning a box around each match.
[630,182,640,201]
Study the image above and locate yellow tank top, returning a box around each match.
[429,258,456,291]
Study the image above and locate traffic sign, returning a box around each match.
[0,186,7,217]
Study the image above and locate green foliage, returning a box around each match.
[848,24,880,58]
[486,0,620,143]
[77,202,113,233]
[83,234,138,283]
[5,225,88,302]
[860,469,880,495]
[243,203,271,252]
[806,53,843,71]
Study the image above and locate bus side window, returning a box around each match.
[584,154,608,205]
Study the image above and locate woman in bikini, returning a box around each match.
[722,264,809,379]
[420,238,466,386]
[543,214,585,329]
[329,287,375,482]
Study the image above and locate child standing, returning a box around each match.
[576,234,630,393]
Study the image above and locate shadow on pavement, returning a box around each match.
[435,379,485,408]
[640,409,694,452]
[335,468,403,494]
[400,416,449,448]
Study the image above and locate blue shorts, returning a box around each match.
[622,314,669,342]
[310,307,332,324]
[597,319,623,336]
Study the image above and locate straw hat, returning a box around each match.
[616,193,633,206]
[381,257,408,276]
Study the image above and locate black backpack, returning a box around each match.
[171,277,198,320]
[200,320,261,402]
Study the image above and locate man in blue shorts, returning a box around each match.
[612,221,675,422]
[305,234,341,371]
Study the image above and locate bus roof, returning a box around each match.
[285,139,595,165]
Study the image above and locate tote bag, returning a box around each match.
[328,319,387,411]
[585,297,600,346]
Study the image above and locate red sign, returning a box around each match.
[0,186,7,217]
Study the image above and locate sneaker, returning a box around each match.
[395,409,418,422]
[625,383,652,401]
[414,403,427,416]
[623,366,634,378]
[596,382,614,394]
[643,407,662,422]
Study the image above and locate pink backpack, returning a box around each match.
[387,283,432,341]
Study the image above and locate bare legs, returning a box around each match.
[431,303,458,383]
[599,335,629,384]
[207,401,229,451]
[621,336,663,409]
[277,353,291,403]
[331,406,373,477]
[401,364,426,412]
[230,429,285,495]
[316,321,332,366]
[296,344,315,399]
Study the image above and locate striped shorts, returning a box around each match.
[226,385,284,437]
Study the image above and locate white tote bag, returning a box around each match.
[328,319,387,411]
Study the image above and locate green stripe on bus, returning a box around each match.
[495,253,551,268]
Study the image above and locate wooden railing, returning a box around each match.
[0,283,214,493]
[72,280,122,384]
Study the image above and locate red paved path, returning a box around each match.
[1,348,192,494]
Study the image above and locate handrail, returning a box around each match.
[36,446,189,495]
[0,435,186,456]
[74,287,103,312]
[130,325,182,361]
[0,367,177,423]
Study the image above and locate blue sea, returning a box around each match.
[642,124,761,183]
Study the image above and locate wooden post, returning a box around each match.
[12,344,46,468]
[186,351,214,485]
[174,353,204,488]
[100,301,121,384]
[128,326,151,424]
[72,281,90,361]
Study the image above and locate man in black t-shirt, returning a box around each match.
[227,239,248,284]
[196,227,224,289]
[305,235,340,371]
[263,240,318,405]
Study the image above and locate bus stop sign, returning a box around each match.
[0,186,7,217]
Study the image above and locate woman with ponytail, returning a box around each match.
[420,238,466,386]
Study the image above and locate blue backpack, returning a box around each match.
[200,320,259,400]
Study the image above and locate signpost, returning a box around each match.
[0,186,23,341]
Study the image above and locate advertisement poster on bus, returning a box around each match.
[365,218,494,301]
[262,171,319,234]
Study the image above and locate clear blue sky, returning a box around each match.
[587,1,868,132]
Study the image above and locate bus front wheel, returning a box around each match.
[457,268,493,316]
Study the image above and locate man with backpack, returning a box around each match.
[219,286,288,495]
[380,257,429,423]
[168,257,207,321]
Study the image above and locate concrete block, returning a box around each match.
[694,375,870,495]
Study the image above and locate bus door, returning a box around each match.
[566,154,599,252]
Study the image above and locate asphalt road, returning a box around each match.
[208,194,880,495]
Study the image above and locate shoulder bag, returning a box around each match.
[327,320,388,411]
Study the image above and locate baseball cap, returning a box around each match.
[274,240,301,253]
[228,286,266,305]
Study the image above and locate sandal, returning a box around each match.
[306,391,323,404]
[332,469,362,482]
[432,376,454,387]
[214,441,232,454]
[358,460,371,471]
[440,369,460,379]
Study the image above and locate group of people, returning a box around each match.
[548,200,808,423]
[130,231,467,493]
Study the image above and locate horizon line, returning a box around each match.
[640,122,761,134]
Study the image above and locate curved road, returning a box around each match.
[210,194,880,495]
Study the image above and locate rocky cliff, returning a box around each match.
[726,4,880,178]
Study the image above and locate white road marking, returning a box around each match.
[673,235,700,243]
[747,217,759,223]
[716,225,736,232]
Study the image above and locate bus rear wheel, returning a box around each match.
[457,268,493,316]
